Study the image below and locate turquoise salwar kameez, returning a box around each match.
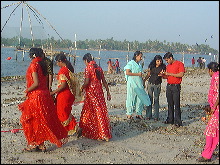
[124,60,151,116]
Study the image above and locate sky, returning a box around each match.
[1,1,219,50]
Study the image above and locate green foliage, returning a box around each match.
[1,36,218,55]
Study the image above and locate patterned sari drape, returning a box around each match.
[79,61,112,140]
[18,57,68,147]
[56,66,78,135]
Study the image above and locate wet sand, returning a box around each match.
[1,68,219,164]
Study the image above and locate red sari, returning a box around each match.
[79,61,112,140]
[18,57,68,147]
[56,66,77,135]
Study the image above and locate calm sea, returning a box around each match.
[1,47,215,77]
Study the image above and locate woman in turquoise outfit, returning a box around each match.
[124,51,151,119]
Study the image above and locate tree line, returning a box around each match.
[1,36,218,55]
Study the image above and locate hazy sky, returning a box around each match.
[1,1,219,50]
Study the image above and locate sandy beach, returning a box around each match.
[1,68,219,164]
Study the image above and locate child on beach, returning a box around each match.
[197,62,219,162]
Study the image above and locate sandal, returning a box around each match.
[37,146,46,152]
[127,115,133,119]
[197,157,211,162]
[97,137,109,142]
[136,115,144,120]
[103,137,109,142]
[145,117,151,120]
[22,145,38,152]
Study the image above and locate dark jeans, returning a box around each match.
[116,67,119,74]
[146,83,161,119]
[166,84,182,125]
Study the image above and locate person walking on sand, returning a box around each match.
[18,48,68,152]
[160,52,185,127]
[78,53,112,141]
[124,51,151,120]
[115,59,120,74]
[50,53,79,136]
[144,55,166,121]
[191,57,195,68]
[197,62,219,162]
[107,59,113,74]
[202,57,206,69]
[197,57,203,69]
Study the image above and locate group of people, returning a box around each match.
[18,48,218,162]
[124,51,219,162]
[107,58,120,74]
[193,56,206,69]
[18,48,112,152]
[124,51,184,127]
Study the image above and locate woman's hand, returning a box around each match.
[158,70,165,76]
[138,72,142,77]
[24,89,29,97]
[210,108,215,115]
[201,116,206,122]
[50,91,55,96]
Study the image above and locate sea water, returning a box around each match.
[1,47,214,77]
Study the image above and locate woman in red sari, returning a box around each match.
[79,53,112,141]
[18,48,68,152]
[50,53,78,136]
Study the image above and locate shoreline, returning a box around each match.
[2,46,212,56]
[0,67,206,80]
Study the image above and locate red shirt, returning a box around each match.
[192,58,195,64]
[115,61,119,67]
[166,60,185,84]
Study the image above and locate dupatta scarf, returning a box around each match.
[58,67,82,102]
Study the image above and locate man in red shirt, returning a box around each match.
[160,52,185,127]
[191,57,195,68]
[115,59,120,74]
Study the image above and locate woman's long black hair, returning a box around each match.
[207,62,219,72]
[55,53,74,73]
[29,48,47,76]
[83,53,101,80]
[148,55,166,70]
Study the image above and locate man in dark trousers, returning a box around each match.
[159,52,185,127]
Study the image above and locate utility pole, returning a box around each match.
[126,43,129,63]
[98,40,102,66]
[74,33,77,65]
